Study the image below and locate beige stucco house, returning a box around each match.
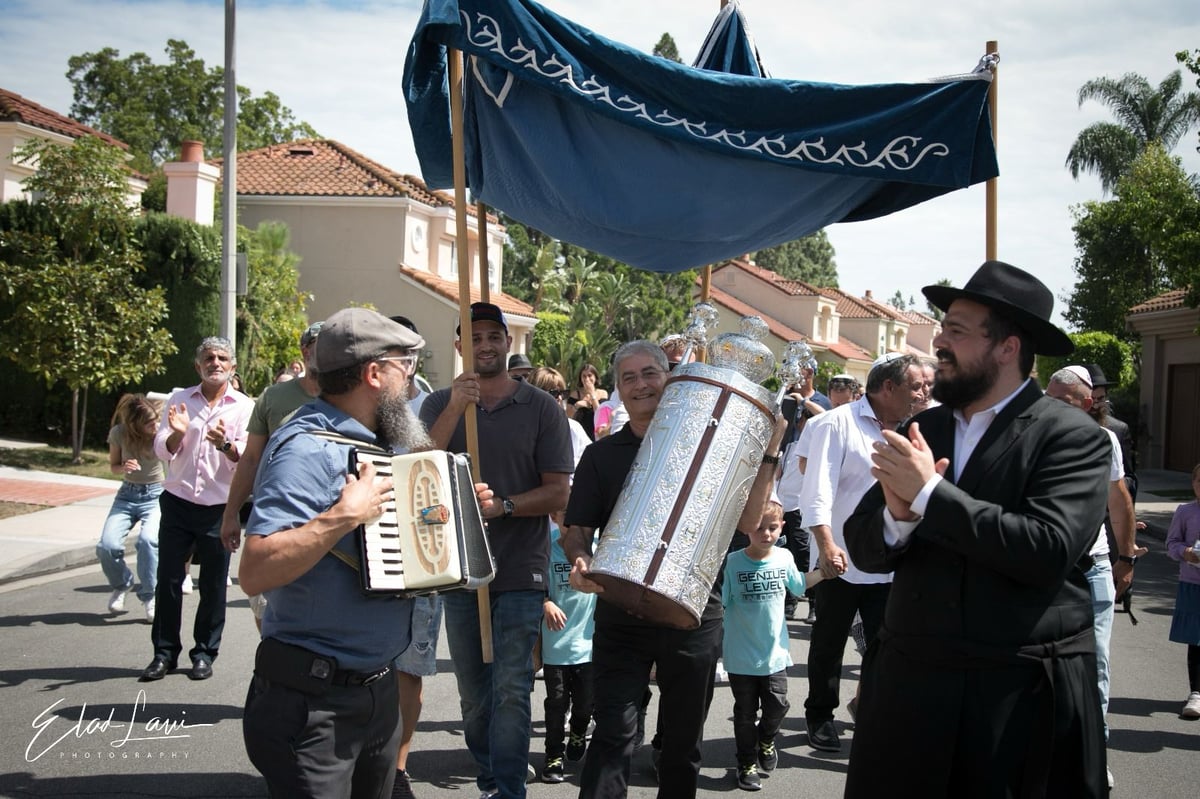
[169,138,535,389]
[697,258,939,384]
[1126,289,1200,471]
[0,87,145,206]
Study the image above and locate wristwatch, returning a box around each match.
[220,441,233,453]
[501,497,515,519]
[1116,554,1138,565]
[761,452,780,466]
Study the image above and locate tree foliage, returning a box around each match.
[925,278,952,321]
[67,39,319,172]
[1036,331,1134,391]
[1065,144,1200,338]
[751,231,839,287]
[1179,49,1200,157]
[653,34,682,63]
[0,136,175,460]
[235,222,311,393]
[1065,70,1200,194]
[505,219,695,384]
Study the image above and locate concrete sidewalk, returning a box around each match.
[0,449,1194,586]
[0,464,121,584]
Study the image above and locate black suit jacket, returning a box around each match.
[845,381,1111,648]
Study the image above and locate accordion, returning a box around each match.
[345,444,495,596]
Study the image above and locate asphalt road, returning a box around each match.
[1,533,1198,799]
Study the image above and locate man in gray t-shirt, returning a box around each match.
[422,301,572,798]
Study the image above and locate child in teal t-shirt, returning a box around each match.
[723,499,824,791]
[540,513,598,783]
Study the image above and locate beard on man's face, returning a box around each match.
[377,384,433,452]
[930,347,999,409]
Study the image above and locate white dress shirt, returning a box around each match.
[798,395,893,585]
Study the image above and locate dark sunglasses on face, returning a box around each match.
[548,388,569,399]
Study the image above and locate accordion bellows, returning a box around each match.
[352,448,496,595]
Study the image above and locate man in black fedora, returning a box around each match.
[843,261,1111,797]
[1084,362,1137,501]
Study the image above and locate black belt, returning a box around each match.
[331,665,392,686]
[255,637,390,695]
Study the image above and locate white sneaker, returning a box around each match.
[1106,767,1114,789]
[714,658,728,684]
[1183,691,1200,719]
[226,574,232,586]
[143,597,156,624]
[181,575,194,594]
[107,587,128,613]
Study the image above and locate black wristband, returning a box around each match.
[761,453,780,466]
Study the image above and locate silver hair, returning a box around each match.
[195,336,235,363]
[612,340,669,374]
[866,353,921,394]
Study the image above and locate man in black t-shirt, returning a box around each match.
[562,340,782,799]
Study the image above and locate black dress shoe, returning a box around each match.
[140,657,173,682]
[806,718,841,752]
[190,659,213,680]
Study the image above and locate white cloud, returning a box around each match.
[3,0,1198,327]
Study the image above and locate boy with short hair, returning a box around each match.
[723,499,825,791]
[541,511,597,783]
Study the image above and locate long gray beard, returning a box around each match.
[377,391,433,452]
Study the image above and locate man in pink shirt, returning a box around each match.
[141,336,253,682]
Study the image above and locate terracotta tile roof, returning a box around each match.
[830,336,876,362]
[227,139,448,202]
[820,287,908,321]
[229,139,500,224]
[700,284,873,364]
[398,266,535,322]
[702,285,812,344]
[898,308,940,325]
[1128,289,1190,315]
[711,258,824,297]
[0,87,128,150]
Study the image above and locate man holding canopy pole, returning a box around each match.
[421,301,573,799]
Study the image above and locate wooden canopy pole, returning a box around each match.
[476,200,491,303]
[985,39,999,261]
[449,47,494,663]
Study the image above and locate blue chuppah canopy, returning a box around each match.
[404,0,998,273]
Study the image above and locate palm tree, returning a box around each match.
[1066,70,1200,194]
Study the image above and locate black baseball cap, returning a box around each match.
[456,302,508,336]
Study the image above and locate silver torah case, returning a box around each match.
[589,321,780,629]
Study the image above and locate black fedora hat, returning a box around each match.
[1083,363,1115,388]
[922,261,1073,356]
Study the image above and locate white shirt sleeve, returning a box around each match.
[881,473,943,547]
[797,415,842,530]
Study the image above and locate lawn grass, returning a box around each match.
[0,444,118,481]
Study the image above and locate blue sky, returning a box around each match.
[3,0,1198,326]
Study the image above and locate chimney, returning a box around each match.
[864,289,873,300]
[164,140,221,226]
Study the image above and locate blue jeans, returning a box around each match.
[96,482,162,601]
[1086,557,1115,738]
[443,589,543,799]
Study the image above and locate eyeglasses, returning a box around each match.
[375,354,418,375]
[829,380,857,390]
[547,388,569,399]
